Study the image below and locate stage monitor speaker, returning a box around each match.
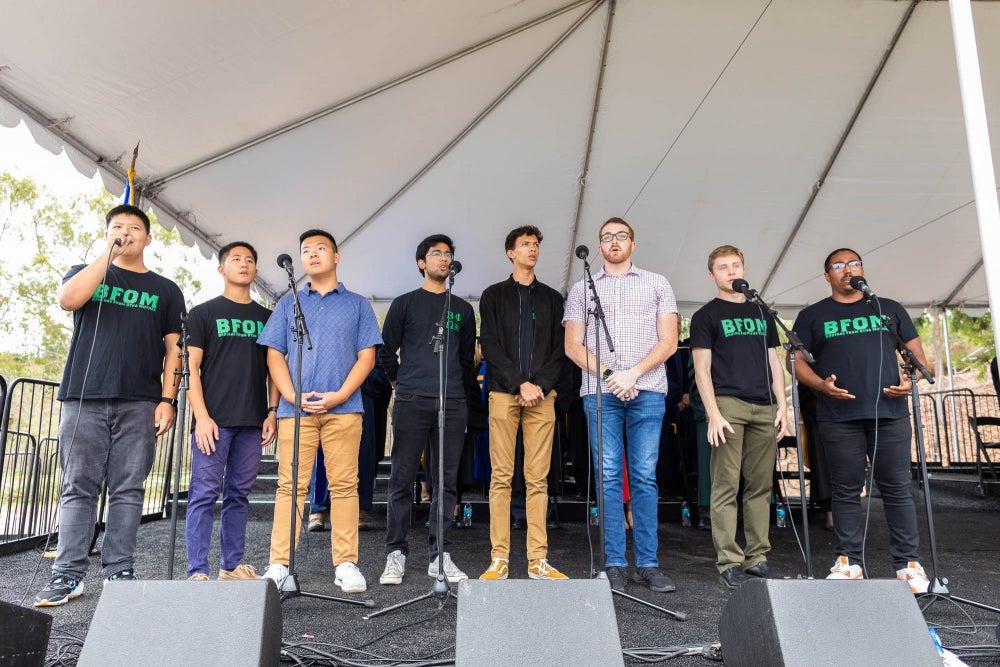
[719,579,939,667]
[0,599,52,667]
[456,579,623,666]
[78,580,281,667]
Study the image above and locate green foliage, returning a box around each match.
[0,173,204,381]
[916,309,995,378]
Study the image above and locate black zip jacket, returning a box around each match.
[479,275,565,395]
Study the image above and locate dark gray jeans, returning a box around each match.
[53,399,157,579]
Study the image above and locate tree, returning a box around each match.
[0,172,205,381]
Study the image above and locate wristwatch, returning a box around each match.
[602,369,613,381]
[267,405,279,414]
[160,396,178,407]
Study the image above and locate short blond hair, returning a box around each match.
[707,245,744,272]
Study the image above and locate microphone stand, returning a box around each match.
[279,264,372,608]
[580,254,684,621]
[366,265,459,619]
[166,312,190,579]
[741,288,816,579]
[859,293,998,615]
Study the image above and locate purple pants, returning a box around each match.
[185,427,262,576]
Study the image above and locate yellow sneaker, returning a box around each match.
[528,558,568,580]
[479,558,509,580]
[218,564,261,580]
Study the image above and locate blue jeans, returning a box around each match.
[185,427,262,576]
[54,399,157,579]
[584,391,665,568]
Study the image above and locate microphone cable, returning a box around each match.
[19,247,119,606]
[859,294,887,580]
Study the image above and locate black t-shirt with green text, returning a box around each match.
[793,296,917,422]
[690,298,780,405]
[58,264,186,401]
[187,295,272,429]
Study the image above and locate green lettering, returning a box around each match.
[139,292,159,310]
[217,318,231,336]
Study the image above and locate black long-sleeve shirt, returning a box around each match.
[378,287,477,399]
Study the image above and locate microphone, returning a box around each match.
[850,276,876,299]
[113,238,123,247]
[276,253,294,271]
[575,245,589,260]
[731,278,759,301]
[449,260,463,276]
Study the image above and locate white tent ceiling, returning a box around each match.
[1,0,997,316]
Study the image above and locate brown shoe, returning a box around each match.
[218,564,261,580]
[308,510,330,532]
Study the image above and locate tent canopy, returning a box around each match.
[1,0,997,315]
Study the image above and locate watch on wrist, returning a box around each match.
[160,396,178,408]
[267,405,279,414]
[602,368,613,381]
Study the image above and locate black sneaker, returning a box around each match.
[719,565,751,590]
[635,567,676,592]
[105,568,138,584]
[605,566,627,592]
[34,575,84,607]
[744,561,773,579]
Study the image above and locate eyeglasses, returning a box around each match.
[599,231,631,243]
[428,250,454,260]
[827,260,862,272]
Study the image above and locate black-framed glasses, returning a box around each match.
[827,260,862,272]
[599,231,631,243]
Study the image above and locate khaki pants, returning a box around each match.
[487,391,556,560]
[270,414,362,566]
[710,395,775,572]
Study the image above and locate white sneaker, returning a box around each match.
[380,550,406,585]
[262,563,289,589]
[335,562,367,593]
[427,552,468,583]
[896,561,930,594]
[826,555,863,580]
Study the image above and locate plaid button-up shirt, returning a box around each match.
[563,263,677,396]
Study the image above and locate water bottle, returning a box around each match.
[462,503,472,527]
[776,505,787,528]
[589,502,599,526]
[681,501,691,527]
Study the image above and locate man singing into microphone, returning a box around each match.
[792,248,930,593]
[258,229,382,593]
[378,234,477,586]
[564,217,679,593]
[478,225,568,581]
[35,205,185,606]
[690,245,786,590]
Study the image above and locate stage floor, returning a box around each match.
[4,482,999,665]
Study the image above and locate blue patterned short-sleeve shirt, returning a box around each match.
[258,282,382,416]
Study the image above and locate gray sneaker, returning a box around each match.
[427,552,468,583]
[379,550,406,585]
[34,575,84,607]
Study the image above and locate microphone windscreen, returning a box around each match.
[849,276,867,291]
[450,260,463,275]
[731,278,750,293]
[276,253,293,269]
[575,245,589,260]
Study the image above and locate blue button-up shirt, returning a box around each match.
[258,282,382,416]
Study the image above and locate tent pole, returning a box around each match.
[947,0,1000,349]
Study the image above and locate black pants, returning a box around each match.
[821,417,919,570]
[385,394,467,559]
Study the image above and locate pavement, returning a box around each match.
[3,480,999,665]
